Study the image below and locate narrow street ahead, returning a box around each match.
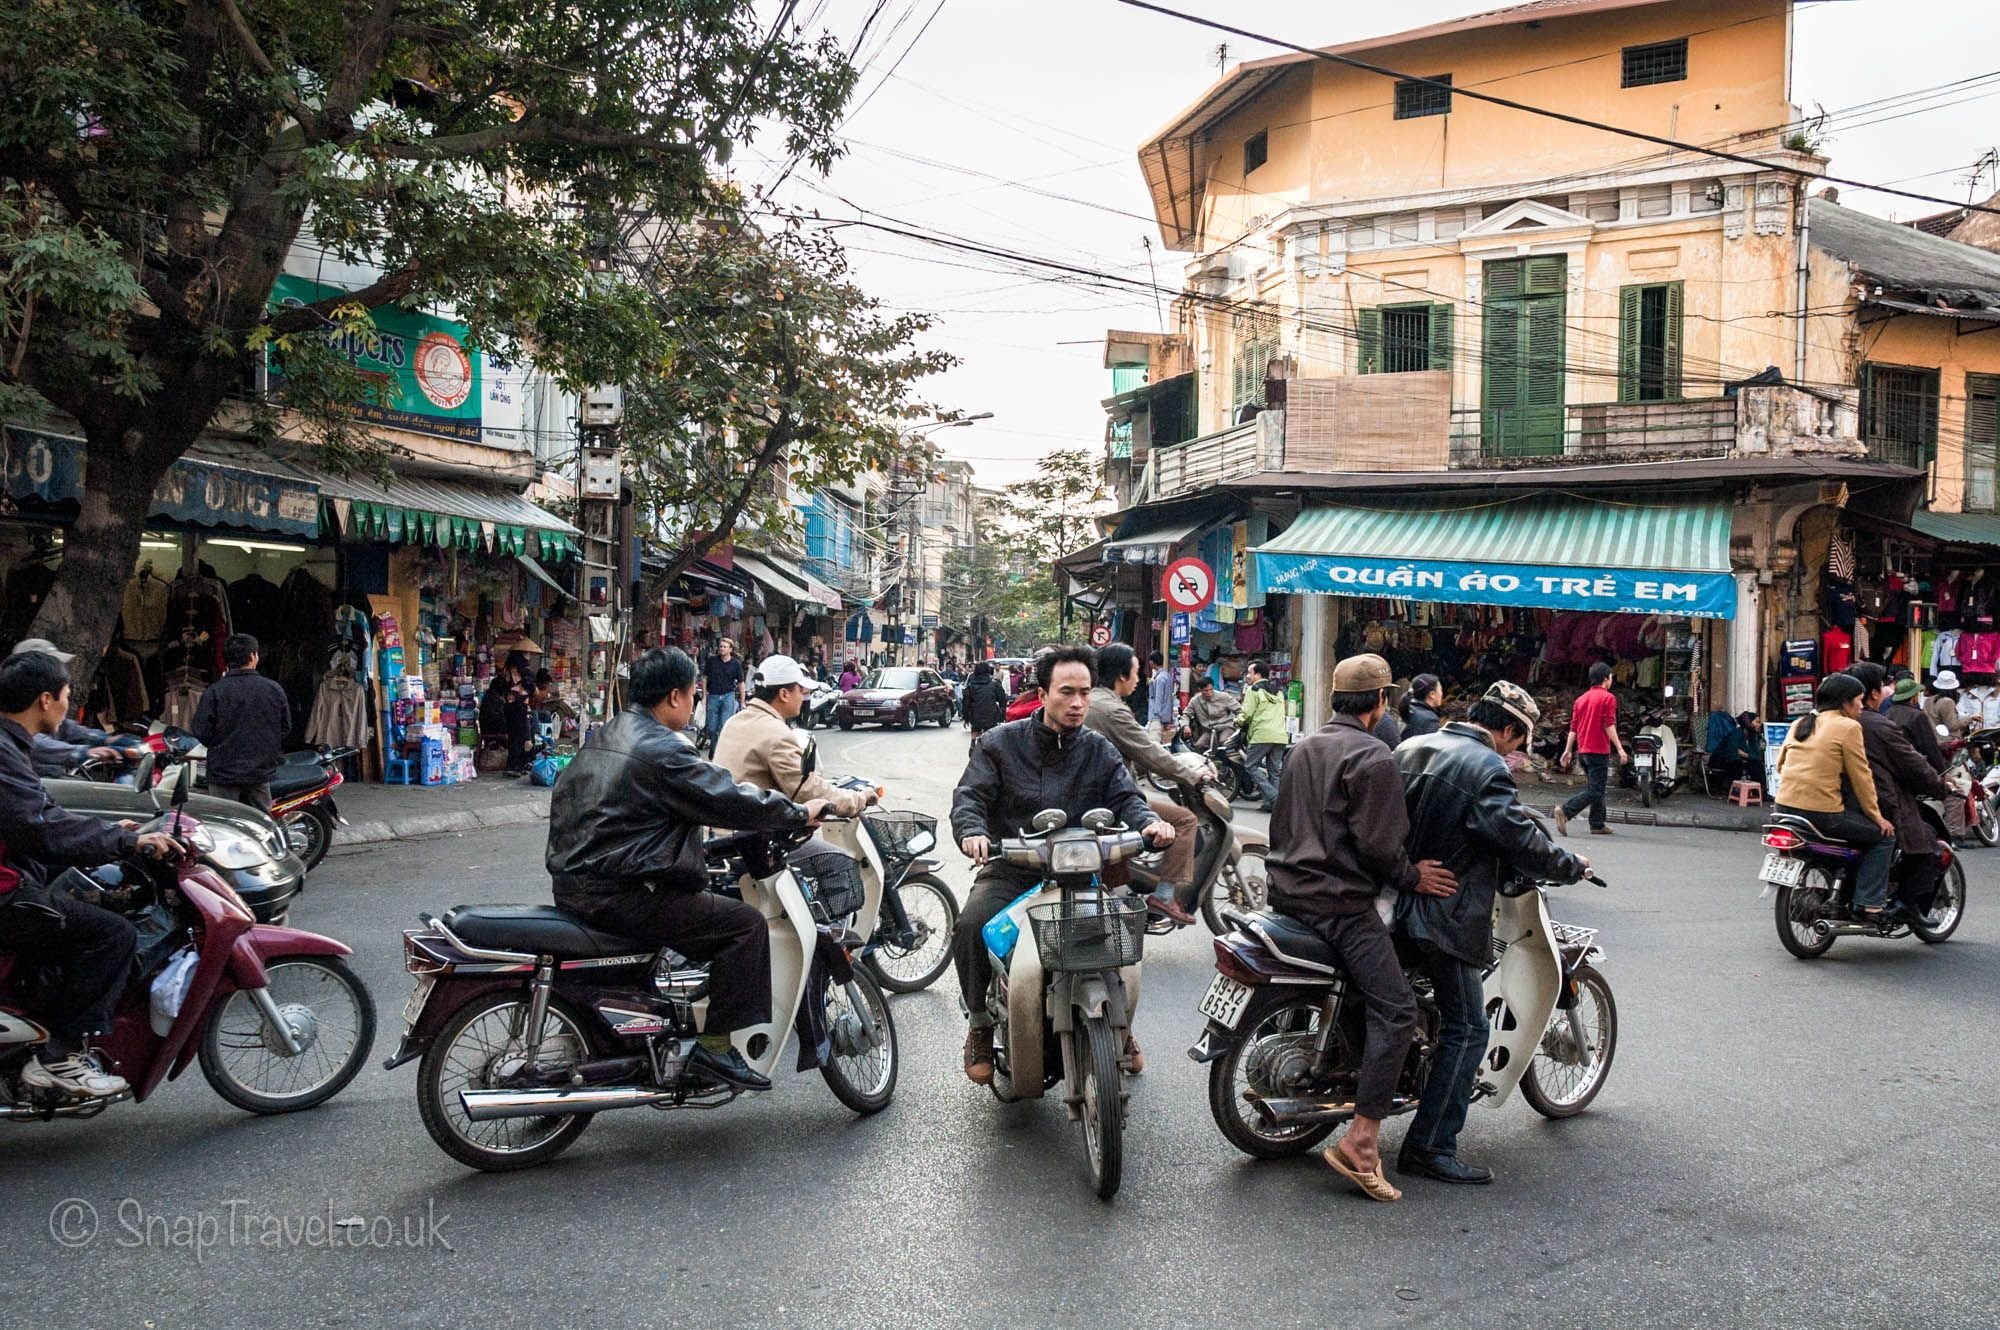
[4,720,1996,1329]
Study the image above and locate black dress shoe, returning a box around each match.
[1397,1149,1493,1184]
[688,1044,772,1092]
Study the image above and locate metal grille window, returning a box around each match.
[1243,130,1268,175]
[1967,374,2000,511]
[1622,38,1687,88]
[1862,364,1941,470]
[1358,303,1453,375]
[1231,310,1279,412]
[1394,75,1452,120]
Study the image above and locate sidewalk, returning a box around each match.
[330,775,552,853]
[1517,769,1768,834]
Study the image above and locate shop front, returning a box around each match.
[733,549,845,674]
[1254,494,1734,759]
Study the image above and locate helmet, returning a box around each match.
[751,654,809,688]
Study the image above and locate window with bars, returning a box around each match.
[1622,38,1687,88]
[1230,311,1279,414]
[1861,363,1941,470]
[1617,282,1682,402]
[1967,374,2000,511]
[1243,130,1268,175]
[1357,303,1454,375]
[1394,75,1452,120]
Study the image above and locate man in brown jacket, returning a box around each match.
[1267,653,1456,1202]
[1085,644,1208,925]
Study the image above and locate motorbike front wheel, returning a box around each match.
[1206,992,1336,1159]
[1976,797,1999,848]
[284,805,334,870]
[199,956,376,1114]
[867,873,958,993]
[417,991,596,1171]
[1204,847,1269,937]
[1910,857,1967,943]
[819,970,899,1113]
[1076,1016,1124,1201]
[1775,866,1840,959]
[1520,964,1618,1118]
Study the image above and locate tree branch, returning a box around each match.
[215,0,319,133]
[266,263,423,333]
[366,116,700,162]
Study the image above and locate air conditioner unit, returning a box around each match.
[581,384,625,427]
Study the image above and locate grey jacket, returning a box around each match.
[1084,686,1188,786]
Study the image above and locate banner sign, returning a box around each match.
[1169,612,1190,645]
[153,457,318,536]
[1256,552,1735,620]
[2,426,86,504]
[269,275,483,442]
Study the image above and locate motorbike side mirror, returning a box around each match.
[135,753,159,802]
[1030,808,1067,833]
[171,762,192,809]
[1080,806,1116,832]
[799,737,818,777]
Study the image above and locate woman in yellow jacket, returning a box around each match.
[1774,672,1899,916]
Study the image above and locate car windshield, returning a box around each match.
[863,669,920,690]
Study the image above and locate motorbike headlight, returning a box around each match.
[1048,840,1104,875]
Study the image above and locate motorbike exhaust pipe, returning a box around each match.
[1247,1094,1358,1128]
[459,1084,672,1122]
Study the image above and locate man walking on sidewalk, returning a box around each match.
[1555,662,1624,838]
[191,634,290,812]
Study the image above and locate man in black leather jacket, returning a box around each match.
[948,645,1170,1085]
[547,647,826,1091]
[1391,681,1587,1186]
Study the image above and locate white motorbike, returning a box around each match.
[977,809,1151,1200]
[801,774,960,994]
[800,680,842,731]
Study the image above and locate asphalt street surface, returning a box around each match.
[4,720,1998,1328]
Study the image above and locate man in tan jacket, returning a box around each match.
[1086,643,1209,925]
[715,655,874,818]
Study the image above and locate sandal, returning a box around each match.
[1323,1142,1403,1203]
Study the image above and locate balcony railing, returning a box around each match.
[1145,420,1262,500]
[1860,435,1930,470]
[1448,399,1734,468]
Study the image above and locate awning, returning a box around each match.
[2,426,320,536]
[309,467,581,557]
[516,555,571,600]
[1102,517,1207,567]
[1911,510,2000,549]
[734,550,841,612]
[1255,496,1736,619]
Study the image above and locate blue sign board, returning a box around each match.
[902,627,917,646]
[1255,551,1735,620]
[1169,612,1191,645]
[152,457,319,536]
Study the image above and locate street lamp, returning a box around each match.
[912,411,994,435]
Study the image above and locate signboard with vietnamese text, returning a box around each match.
[269,274,483,443]
[1256,551,1735,620]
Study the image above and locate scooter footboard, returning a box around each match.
[1479,893,1562,1106]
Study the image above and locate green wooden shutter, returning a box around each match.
[1357,306,1382,375]
[1617,285,1643,403]
[1968,374,2000,510]
[1662,281,1683,399]
[1523,296,1567,457]
[1481,301,1521,455]
[1429,303,1453,372]
[1526,254,1567,294]
[1484,260,1523,300]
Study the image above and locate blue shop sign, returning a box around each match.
[153,457,319,536]
[4,426,85,503]
[1255,551,1735,620]
[1169,612,1191,645]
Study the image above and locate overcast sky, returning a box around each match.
[742,0,2000,489]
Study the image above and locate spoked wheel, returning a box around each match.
[1205,992,1335,1158]
[283,806,334,870]
[819,970,899,1113]
[1520,964,1618,1118]
[1076,1015,1124,1201]
[1204,848,1270,936]
[1911,858,1967,943]
[1776,865,1840,959]
[199,957,375,1113]
[1976,799,1998,848]
[866,874,958,993]
[417,993,596,1171]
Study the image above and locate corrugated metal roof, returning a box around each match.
[1811,199,2000,309]
[1259,496,1730,573]
[1911,510,2000,549]
[310,469,581,536]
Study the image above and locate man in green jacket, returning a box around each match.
[1239,660,1289,812]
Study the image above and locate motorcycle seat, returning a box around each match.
[441,904,657,959]
[1237,909,1342,976]
[268,764,332,799]
[1768,813,1848,845]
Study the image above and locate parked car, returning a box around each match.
[836,667,956,730]
[43,776,307,925]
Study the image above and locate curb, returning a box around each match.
[330,800,550,853]
[1527,800,1764,835]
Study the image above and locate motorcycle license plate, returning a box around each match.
[1198,974,1254,1030]
[1634,755,1654,770]
[1759,854,1806,888]
[400,976,437,1032]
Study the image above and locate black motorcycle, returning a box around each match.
[1760,803,1966,958]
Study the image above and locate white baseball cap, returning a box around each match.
[9,638,75,666]
[751,655,809,688]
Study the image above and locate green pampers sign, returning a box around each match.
[269,274,483,443]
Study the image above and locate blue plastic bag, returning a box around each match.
[529,754,570,787]
[981,887,1042,964]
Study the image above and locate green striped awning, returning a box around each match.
[1254,496,1735,619]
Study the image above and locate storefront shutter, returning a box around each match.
[1428,302,1453,372]
[1617,285,1643,403]
[1356,306,1382,374]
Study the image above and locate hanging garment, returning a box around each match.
[1827,531,1857,581]
[1931,629,1962,671]
[100,646,148,722]
[227,572,285,641]
[121,571,171,642]
[306,674,371,749]
[1958,631,2000,676]
[160,679,206,729]
[1821,577,1859,630]
[1821,626,1854,674]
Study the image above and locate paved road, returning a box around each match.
[4,720,1997,1328]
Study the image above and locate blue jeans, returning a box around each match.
[1403,941,1488,1160]
[1780,805,1895,909]
[1244,742,1286,807]
[704,691,741,743]
[1561,752,1610,830]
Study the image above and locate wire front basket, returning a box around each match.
[862,810,939,870]
[1026,895,1146,972]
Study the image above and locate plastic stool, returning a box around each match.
[1728,780,1762,807]
[383,756,417,785]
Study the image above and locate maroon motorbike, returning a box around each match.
[0,761,375,1121]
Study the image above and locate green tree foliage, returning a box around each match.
[0,0,854,672]
[950,452,1110,651]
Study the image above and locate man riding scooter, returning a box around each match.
[9,639,141,778]
[1084,643,1212,926]
[1848,663,1952,922]
[546,647,829,1092]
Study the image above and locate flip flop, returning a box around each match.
[1323,1143,1403,1203]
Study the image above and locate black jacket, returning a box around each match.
[547,706,808,900]
[1401,702,1442,742]
[1857,706,1950,853]
[190,667,291,784]
[1268,714,1419,925]
[961,676,1009,731]
[0,718,135,892]
[1889,700,1947,774]
[950,713,1153,845]
[1394,722,1585,965]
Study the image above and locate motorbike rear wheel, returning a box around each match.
[866,873,958,993]
[1206,991,1336,1159]
[1776,865,1840,959]
[818,970,899,1113]
[284,805,334,871]
[1203,848,1269,937]
[1976,797,1999,848]
[1520,964,1617,1118]
[199,956,375,1113]
[1910,857,1967,943]
[417,992,596,1171]
[1076,1015,1124,1201]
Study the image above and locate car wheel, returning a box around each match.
[901,709,918,731]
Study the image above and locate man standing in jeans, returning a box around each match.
[1554,662,1624,837]
[700,639,746,752]
[191,634,290,811]
[1239,660,1289,813]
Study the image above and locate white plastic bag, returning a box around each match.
[149,948,199,1036]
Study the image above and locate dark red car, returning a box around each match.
[836,667,955,730]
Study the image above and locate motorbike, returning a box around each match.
[1157,721,1260,806]
[0,759,375,1122]
[268,747,356,871]
[976,809,1150,1200]
[1760,802,1966,958]
[799,680,842,732]
[1940,728,2000,847]
[801,777,959,995]
[1192,870,1617,1160]
[392,804,901,1172]
[1629,709,1681,806]
[1126,774,1270,937]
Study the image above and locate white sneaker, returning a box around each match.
[20,1053,129,1099]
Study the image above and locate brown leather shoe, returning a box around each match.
[1590,825,1615,836]
[1147,894,1196,927]
[963,1025,994,1086]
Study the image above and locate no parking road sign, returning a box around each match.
[1161,558,1215,614]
